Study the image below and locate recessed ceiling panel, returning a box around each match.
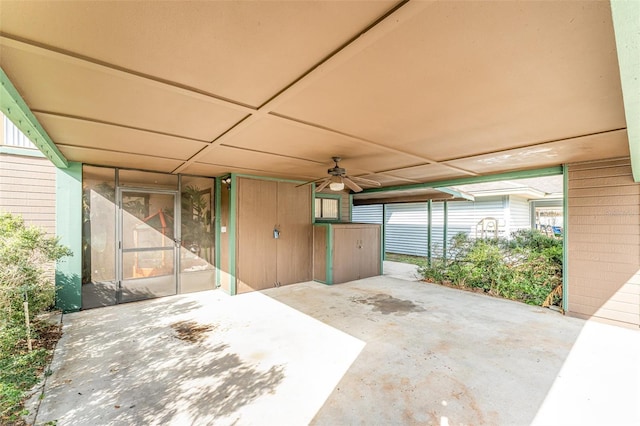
[0,1,397,107]
[199,146,335,180]
[445,130,630,174]
[35,113,208,161]
[274,1,625,159]
[386,163,470,182]
[181,162,305,180]
[58,145,183,173]
[220,116,423,172]
[0,45,247,141]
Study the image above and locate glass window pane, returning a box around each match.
[122,250,174,279]
[122,192,175,249]
[315,198,322,218]
[82,166,116,284]
[118,169,178,190]
[180,176,214,273]
[322,198,339,219]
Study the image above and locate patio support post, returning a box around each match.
[427,200,432,267]
[55,162,82,312]
[562,164,569,312]
[443,201,448,260]
[382,204,387,261]
[214,177,222,288]
[229,174,238,295]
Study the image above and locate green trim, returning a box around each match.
[379,223,384,275]
[348,194,353,222]
[0,68,68,168]
[233,173,307,185]
[55,162,82,312]
[229,174,238,295]
[214,177,222,288]
[315,192,342,222]
[427,200,432,267]
[611,0,640,181]
[562,164,569,312]
[312,223,333,285]
[0,145,45,158]
[326,224,333,284]
[311,183,316,224]
[443,201,448,260]
[436,186,475,201]
[361,167,563,195]
[382,204,387,260]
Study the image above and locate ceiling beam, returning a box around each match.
[0,67,68,168]
[610,0,640,182]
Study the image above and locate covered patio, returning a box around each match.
[30,263,639,425]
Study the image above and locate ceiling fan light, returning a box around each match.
[329,181,344,191]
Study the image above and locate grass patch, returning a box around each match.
[385,253,428,267]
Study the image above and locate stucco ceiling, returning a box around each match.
[0,1,629,189]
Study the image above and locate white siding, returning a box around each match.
[508,195,531,233]
[431,202,445,256]
[352,204,383,224]
[447,196,507,241]
[385,203,429,256]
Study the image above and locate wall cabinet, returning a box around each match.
[236,177,312,293]
[313,223,382,284]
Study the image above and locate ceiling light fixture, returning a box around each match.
[329,177,344,191]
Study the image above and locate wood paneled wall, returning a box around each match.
[567,158,640,327]
[235,177,312,293]
[0,153,56,234]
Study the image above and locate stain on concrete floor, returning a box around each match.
[171,320,216,343]
[351,293,426,315]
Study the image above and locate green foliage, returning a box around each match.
[0,213,70,423]
[418,230,562,306]
[0,213,71,326]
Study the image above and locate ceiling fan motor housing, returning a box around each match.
[328,166,346,176]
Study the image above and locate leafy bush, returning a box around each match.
[418,230,562,306]
[0,213,71,325]
[0,213,71,423]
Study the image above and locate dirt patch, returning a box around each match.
[352,294,425,316]
[170,320,215,344]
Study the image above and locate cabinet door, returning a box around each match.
[358,226,381,279]
[236,178,277,293]
[276,182,312,285]
[332,227,362,284]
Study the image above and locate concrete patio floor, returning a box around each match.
[30,262,639,425]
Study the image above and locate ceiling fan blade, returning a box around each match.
[296,177,326,188]
[348,175,382,187]
[316,178,332,192]
[343,177,363,193]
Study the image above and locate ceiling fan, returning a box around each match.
[298,157,381,193]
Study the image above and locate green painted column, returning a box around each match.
[611,0,640,181]
[214,177,222,288]
[55,162,82,312]
[427,200,432,267]
[229,174,238,295]
[562,164,569,312]
[443,201,448,260]
[382,204,387,260]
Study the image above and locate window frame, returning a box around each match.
[314,193,341,222]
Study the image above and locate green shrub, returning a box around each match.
[0,213,71,423]
[0,213,71,326]
[419,230,562,306]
